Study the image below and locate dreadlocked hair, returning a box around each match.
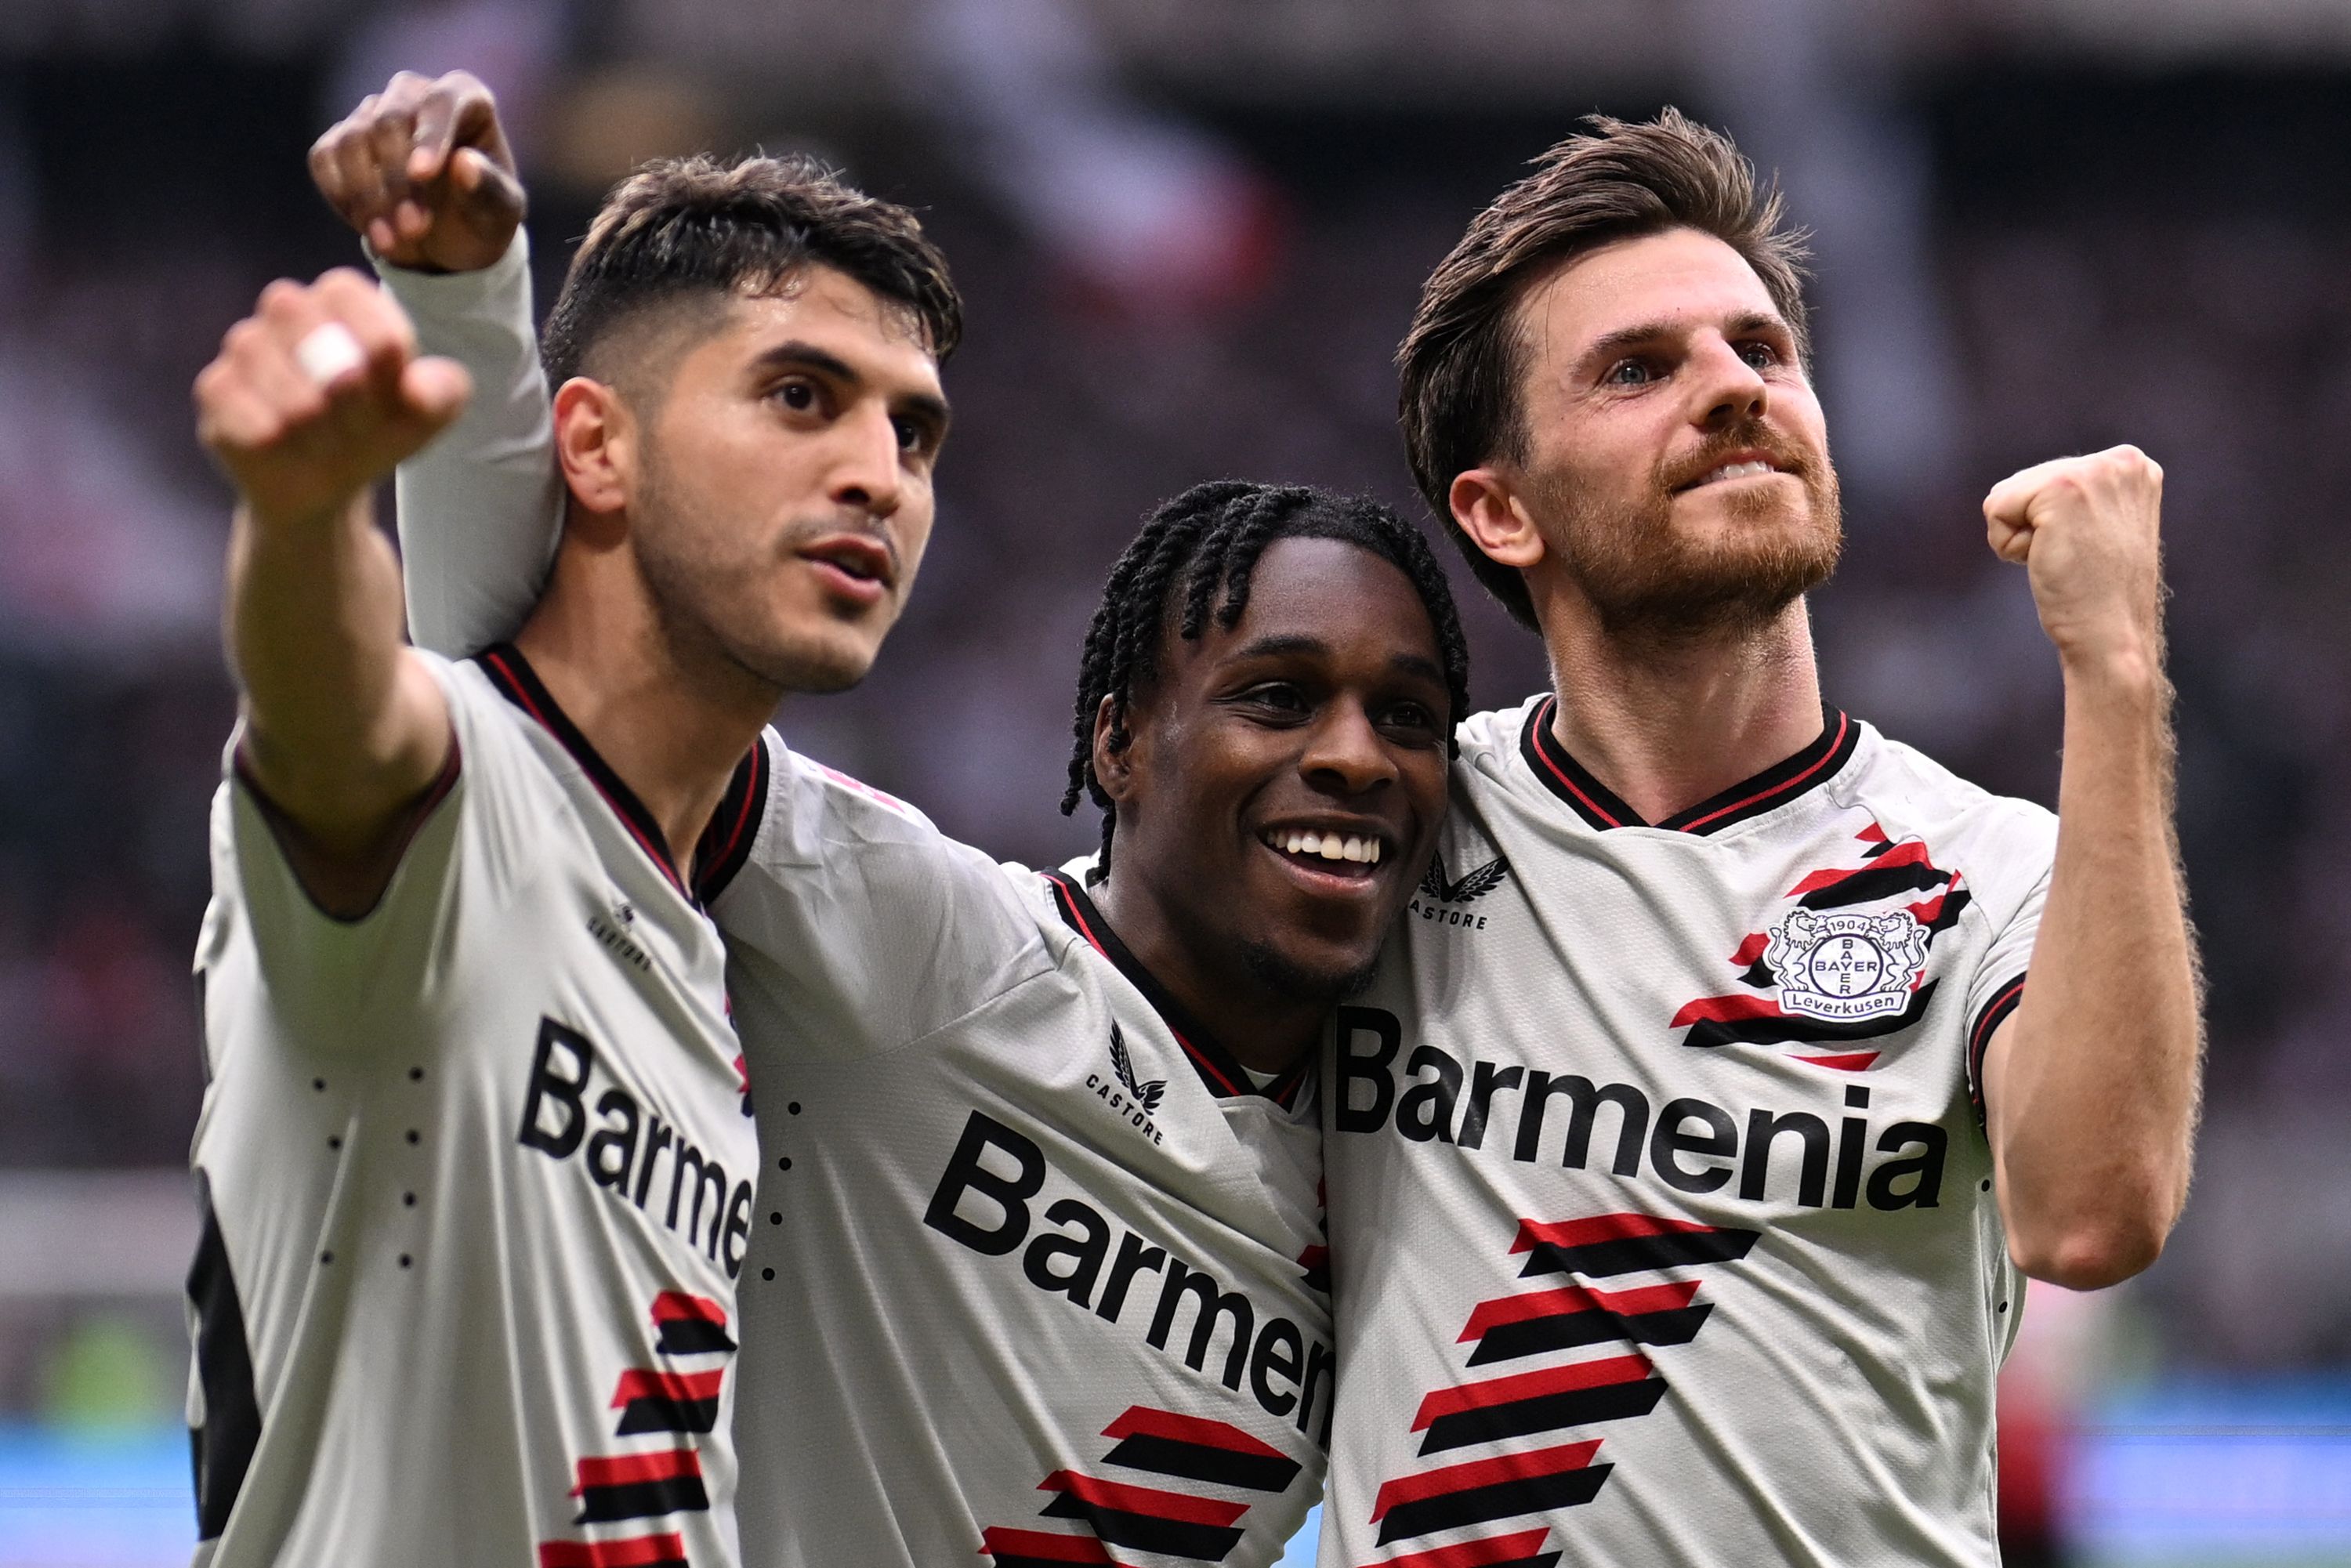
[1060,480,1473,881]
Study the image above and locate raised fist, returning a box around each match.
[194,269,471,525]
[310,69,525,273]
[1982,444,2167,669]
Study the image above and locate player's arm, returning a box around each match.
[311,69,559,658]
[197,270,471,915]
[1979,445,2204,1291]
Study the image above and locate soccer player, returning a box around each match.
[186,150,958,1563]
[307,73,1472,1565]
[1320,111,2203,1564]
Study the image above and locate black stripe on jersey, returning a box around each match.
[612,1370,724,1435]
[187,1171,261,1541]
[1038,1481,1246,1561]
[1519,1225,1759,1280]
[476,644,766,911]
[1968,975,2027,1120]
[650,1292,737,1355]
[1102,1433,1302,1494]
[1519,697,1859,835]
[1797,859,1950,909]
[1041,871,1310,1106]
[1418,1370,1668,1456]
[1465,1299,1711,1367]
[1376,1465,1611,1545]
[1679,977,1941,1051]
[574,1476,710,1524]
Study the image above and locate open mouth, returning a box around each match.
[798,534,896,596]
[1258,827,1387,884]
[1674,454,1788,493]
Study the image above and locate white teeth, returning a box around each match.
[1317,837,1346,861]
[1367,839,1382,864]
[1264,829,1386,867]
[1341,837,1367,863]
[1701,459,1773,485]
[1298,831,1320,856]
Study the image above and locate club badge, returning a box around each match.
[1765,909,1930,1023]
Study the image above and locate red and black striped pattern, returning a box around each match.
[1353,1211,1752,1566]
[981,1405,1302,1565]
[538,1294,737,1567]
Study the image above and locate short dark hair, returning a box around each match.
[1060,480,1472,880]
[1398,108,1809,627]
[540,153,962,390]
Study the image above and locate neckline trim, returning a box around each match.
[476,643,767,907]
[1041,871,1308,1108]
[1519,695,1857,836]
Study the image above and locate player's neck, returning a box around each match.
[1089,875,1324,1075]
[515,560,775,875]
[1540,596,1826,826]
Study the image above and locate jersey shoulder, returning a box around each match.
[1840,721,2057,915]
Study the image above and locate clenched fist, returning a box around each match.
[310,69,525,273]
[1983,445,2167,672]
[194,269,471,526]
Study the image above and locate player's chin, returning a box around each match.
[739,619,883,695]
[1237,933,1385,1006]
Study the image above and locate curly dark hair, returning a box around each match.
[1399,108,1810,628]
[541,151,962,389]
[1060,480,1473,880]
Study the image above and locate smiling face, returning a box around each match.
[1500,226,1841,639]
[1099,536,1453,1001]
[599,264,951,694]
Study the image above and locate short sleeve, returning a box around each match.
[712,737,1055,1061]
[1964,860,2046,1118]
[216,654,540,1049]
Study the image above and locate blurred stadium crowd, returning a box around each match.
[2,0,2349,1420]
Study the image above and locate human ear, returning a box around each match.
[1450,468,1548,572]
[552,376,633,518]
[1091,693,1139,806]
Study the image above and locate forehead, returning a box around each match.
[1180,535,1440,668]
[692,264,942,390]
[1516,226,1781,354]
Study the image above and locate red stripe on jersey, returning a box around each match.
[1728,931,1770,967]
[537,1533,687,1567]
[1972,980,2026,1057]
[573,1448,702,1489]
[1371,1439,1603,1519]
[1038,1472,1248,1526]
[1411,1354,1654,1430]
[1372,1527,1556,1567]
[1679,712,1850,832]
[610,1370,725,1405]
[1785,837,1933,897]
[1511,1213,1719,1253]
[980,1528,1123,1563]
[1458,1280,1700,1340]
[1857,822,1889,843]
[651,1291,728,1327]
[1100,1405,1289,1460]
[1792,1051,1881,1071]
[1668,992,1785,1027]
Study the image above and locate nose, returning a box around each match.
[829,402,904,519]
[1689,332,1769,432]
[1300,700,1396,797]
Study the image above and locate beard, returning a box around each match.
[631,442,881,697]
[1533,422,1844,643]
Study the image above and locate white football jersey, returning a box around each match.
[1320,697,2052,1568]
[189,647,763,1568]
[714,758,1333,1566]
[377,238,1335,1567]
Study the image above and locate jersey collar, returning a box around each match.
[476,643,768,907]
[1519,694,1858,836]
[1040,871,1310,1109]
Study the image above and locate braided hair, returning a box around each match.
[1060,480,1474,880]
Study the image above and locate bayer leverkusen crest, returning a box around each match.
[1764,909,1930,1023]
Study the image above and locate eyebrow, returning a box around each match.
[748,339,953,431]
[1229,632,1447,685]
[1583,310,1791,365]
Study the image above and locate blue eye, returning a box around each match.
[1605,360,1653,386]
[1738,341,1778,369]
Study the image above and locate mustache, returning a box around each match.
[1658,424,1812,492]
[777,512,901,571]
